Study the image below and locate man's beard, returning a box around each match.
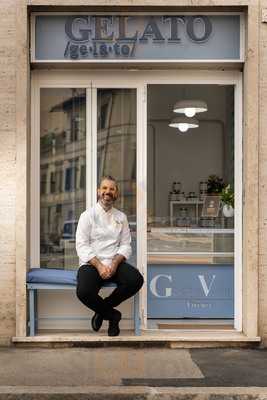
[99,194,115,210]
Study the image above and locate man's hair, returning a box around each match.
[99,175,119,191]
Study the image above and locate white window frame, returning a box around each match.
[31,69,242,332]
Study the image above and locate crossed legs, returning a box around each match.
[76,261,144,322]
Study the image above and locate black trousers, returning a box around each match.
[76,261,144,320]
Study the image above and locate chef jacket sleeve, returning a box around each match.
[117,214,132,260]
[75,211,96,264]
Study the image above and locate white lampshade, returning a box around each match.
[173,100,208,116]
[168,116,199,132]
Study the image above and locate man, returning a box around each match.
[76,176,144,336]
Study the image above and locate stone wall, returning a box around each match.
[259,0,267,347]
[0,0,17,345]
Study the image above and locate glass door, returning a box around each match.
[31,76,140,333]
[94,88,137,268]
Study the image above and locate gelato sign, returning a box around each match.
[33,14,242,61]
[64,15,212,59]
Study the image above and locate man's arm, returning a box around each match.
[109,215,132,276]
[76,211,96,264]
[116,215,132,260]
[110,254,125,275]
[75,212,111,279]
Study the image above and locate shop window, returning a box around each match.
[97,89,137,268]
[97,89,137,225]
[39,87,136,270]
[40,88,86,269]
[147,84,235,327]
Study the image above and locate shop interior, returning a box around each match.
[147,84,234,229]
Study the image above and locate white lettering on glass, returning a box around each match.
[198,274,216,297]
[150,274,173,298]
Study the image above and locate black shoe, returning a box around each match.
[91,313,103,332]
[108,310,121,337]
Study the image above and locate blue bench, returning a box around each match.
[27,268,141,336]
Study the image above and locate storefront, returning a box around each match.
[28,12,243,333]
[2,1,264,346]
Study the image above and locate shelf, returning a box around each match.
[150,227,234,234]
[169,200,204,204]
[170,199,205,227]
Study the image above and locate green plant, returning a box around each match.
[207,175,225,194]
[220,184,234,208]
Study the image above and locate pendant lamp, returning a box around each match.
[173,100,208,117]
[168,116,199,133]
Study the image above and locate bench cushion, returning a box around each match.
[27,268,117,288]
[27,268,77,285]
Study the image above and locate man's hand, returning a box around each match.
[108,263,118,278]
[108,254,125,278]
[89,257,112,280]
[97,263,112,280]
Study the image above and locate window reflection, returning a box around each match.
[97,89,137,222]
[40,88,86,269]
[97,89,137,266]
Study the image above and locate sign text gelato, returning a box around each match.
[34,14,242,61]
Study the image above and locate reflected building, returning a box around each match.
[40,88,136,269]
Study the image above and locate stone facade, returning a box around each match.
[0,0,17,345]
[1,0,266,345]
[259,0,267,347]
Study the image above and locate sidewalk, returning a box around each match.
[0,347,267,399]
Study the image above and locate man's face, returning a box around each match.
[98,179,118,208]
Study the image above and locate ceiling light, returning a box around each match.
[169,116,199,132]
[173,100,208,117]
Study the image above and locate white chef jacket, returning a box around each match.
[76,202,132,267]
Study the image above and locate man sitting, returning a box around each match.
[76,175,143,336]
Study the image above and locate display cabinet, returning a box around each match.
[147,227,234,319]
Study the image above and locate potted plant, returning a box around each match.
[207,175,225,195]
[220,184,234,217]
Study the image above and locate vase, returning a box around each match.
[222,204,234,218]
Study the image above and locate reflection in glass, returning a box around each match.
[40,88,86,269]
[97,89,137,266]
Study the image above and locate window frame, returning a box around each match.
[31,69,242,332]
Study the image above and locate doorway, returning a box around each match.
[31,70,242,333]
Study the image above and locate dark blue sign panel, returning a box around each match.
[34,14,242,61]
[147,264,234,318]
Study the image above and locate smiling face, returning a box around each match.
[97,178,118,209]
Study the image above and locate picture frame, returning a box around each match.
[201,195,221,218]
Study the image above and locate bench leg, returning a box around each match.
[134,293,141,336]
[29,288,36,336]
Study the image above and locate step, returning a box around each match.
[1,386,267,400]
